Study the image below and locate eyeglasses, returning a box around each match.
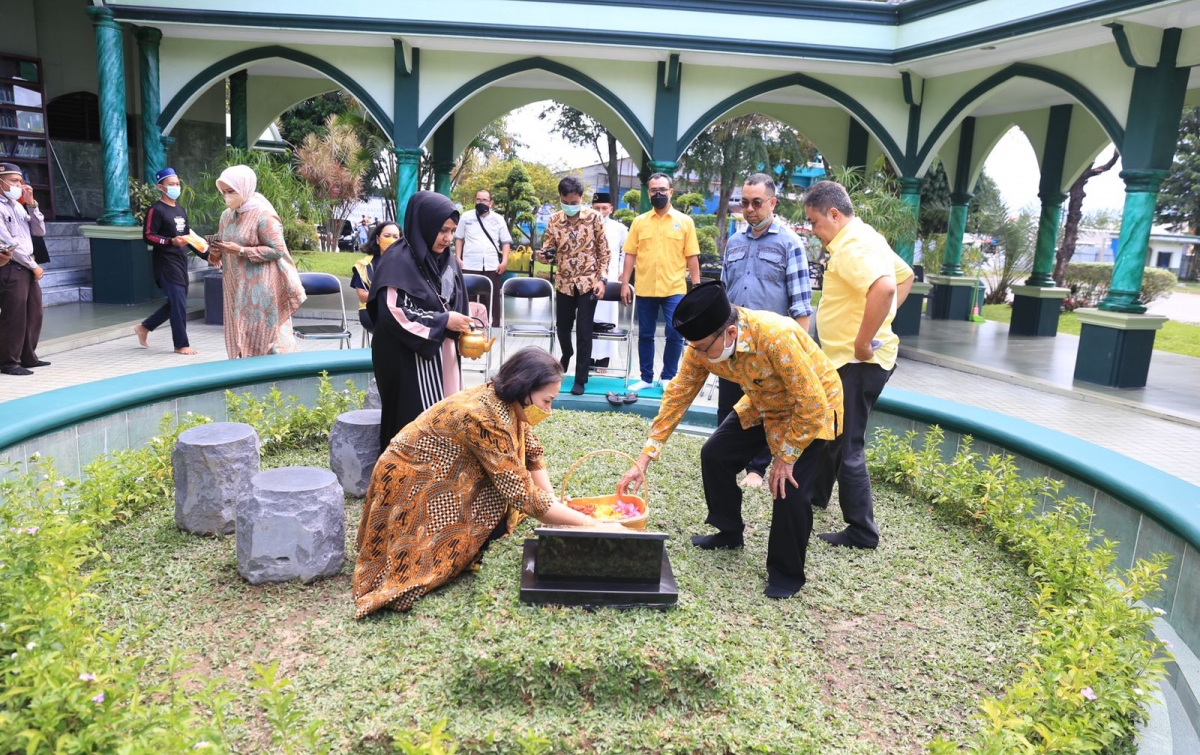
[739,197,773,209]
[648,188,670,196]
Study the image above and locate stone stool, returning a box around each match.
[173,422,260,536]
[329,409,382,497]
[362,377,381,410]
[237,467,345,585]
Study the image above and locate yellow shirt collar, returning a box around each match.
[826,216,864,255]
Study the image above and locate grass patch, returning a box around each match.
[293,251,362,278]
[93,412,1035,753]
[981,303,1200,358]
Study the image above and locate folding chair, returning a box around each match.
[589,282,636,388]
[499,276,555,363]
[293,272,352,349]
[462,273,495,379]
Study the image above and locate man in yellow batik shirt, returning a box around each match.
[805,180,913,550]
[618,281,843,599]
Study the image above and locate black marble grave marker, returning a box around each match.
[520,527,678,609]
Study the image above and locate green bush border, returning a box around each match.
[868,427,1170,753]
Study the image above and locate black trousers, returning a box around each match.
[811,362,893,547]
[701,412,827,592]
[0,263,42,370]
[142,279,191,349]
[716,378,772,476]
[555,289,597,385]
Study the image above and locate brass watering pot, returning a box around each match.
[459,316,495,359]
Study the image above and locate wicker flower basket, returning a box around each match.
[561,449,649,530]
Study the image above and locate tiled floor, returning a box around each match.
[900,319,1200,424]
[4,309,1199,485]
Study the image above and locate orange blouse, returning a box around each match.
[353,383,554,618]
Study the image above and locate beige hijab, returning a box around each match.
[217,164,279,219]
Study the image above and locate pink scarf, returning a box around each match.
[217,165,280,220]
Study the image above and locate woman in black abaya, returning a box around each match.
[367,192,472,450]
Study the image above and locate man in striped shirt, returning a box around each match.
[720,173,815,489]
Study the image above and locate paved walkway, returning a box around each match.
[3,310,1198,486]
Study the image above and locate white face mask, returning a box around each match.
[4,185,22,201]
[707,330,736,364]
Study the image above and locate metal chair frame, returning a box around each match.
[588,282,636,389]
[293,272,352,349]
[462,273,496,379]
[499,276,556,363]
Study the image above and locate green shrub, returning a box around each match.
[868,427,1171,754]
[0,414,230,754]
[696,224,719,266]
[1063,262,1177,308]
[226,372,365,454]
[692,212,717,228]
[612,208,637,228]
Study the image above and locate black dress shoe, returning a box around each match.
[570,382,585,395]
[690,532,744,550]
[818,530,877,550]
[1,366,34,376]
[22,360,50,368]
[764,584,799,600]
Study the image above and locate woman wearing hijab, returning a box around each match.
[367,192,473,449]
[350,221,400,334]
[207,165,306,359]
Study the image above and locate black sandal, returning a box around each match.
[606,391,624,406]
[622,392,639,404]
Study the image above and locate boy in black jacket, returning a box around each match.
[135,167,206,354]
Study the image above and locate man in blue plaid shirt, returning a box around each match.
[719,172,815,489]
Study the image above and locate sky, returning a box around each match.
[504,102,1128,215]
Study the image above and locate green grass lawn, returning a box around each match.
[1176,280,1200,293]
[96,411,1034,754]
[292,250,362,278]
[981,303,1200,358]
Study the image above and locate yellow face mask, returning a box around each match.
[379,236,398,253]
[523,403,552,427]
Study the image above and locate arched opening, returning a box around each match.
[675,74,906,172]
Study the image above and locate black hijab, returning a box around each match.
[367,192,468,322]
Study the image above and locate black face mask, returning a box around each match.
[475,202,489,216]
[650,193,669,210]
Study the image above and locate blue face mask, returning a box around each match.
[561,203,581,217]
[165,185,182,200]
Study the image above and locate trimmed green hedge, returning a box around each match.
[868,428,1170,754]
[1063,262,1177,309]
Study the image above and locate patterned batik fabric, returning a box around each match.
[644,307,844,464]
[352,383,555,618]
[214,207,306,359]
[542,208,610,296]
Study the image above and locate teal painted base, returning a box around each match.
[929,283,972,321]
[1073,324,1157,388]
[893,292,924,337]
[89,237,158,305]
[1010,295,1062,337]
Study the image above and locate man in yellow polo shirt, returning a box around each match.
[618,172,700,392]
[805,180,913,550]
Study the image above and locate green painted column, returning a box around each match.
[637,152,651,213]
[432,115,455,198]
[896,177,921,265]
[135,27,165,186]
[86,6,136,227]
[395,148,424,224]
[1026,191,1066,286]
[1099,169,1165,313]
[940,192,971,276]
[229,70,248,150]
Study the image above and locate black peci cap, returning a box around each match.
[673,280,732,341]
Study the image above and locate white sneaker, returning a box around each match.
[627,380,654,392]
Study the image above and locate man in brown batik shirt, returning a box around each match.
[538,175,610,395]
